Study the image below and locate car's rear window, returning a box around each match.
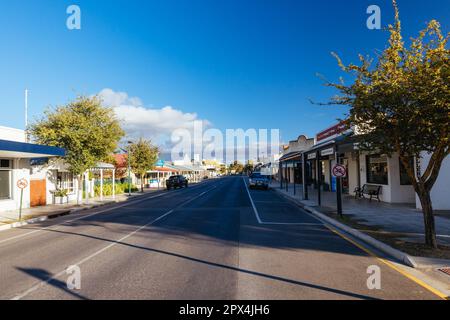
[250,173,262,178]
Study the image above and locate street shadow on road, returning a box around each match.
[15,267,88,300]
[31,227,378,300]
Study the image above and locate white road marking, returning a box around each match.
[11,184,218,300]
[242,178,263,224]
[0,180,217,245]
[242,177,324,226]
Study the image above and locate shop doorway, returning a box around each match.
[30,179,46,207]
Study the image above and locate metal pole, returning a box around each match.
[127,149,131,196]
[25,89,29,142]
[336,151,343,217]
[85,172,89,205]
[19,189,24,221]
[112,169,116,199]
[279,162,283,189]
[317,151,321,206]
[303,153,308,200]
[285,162,288,192]
[100,169,104,201]
[293,163,296,196]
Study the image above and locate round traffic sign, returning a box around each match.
[17,178,29,189]
[332,164,347,178]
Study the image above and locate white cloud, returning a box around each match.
[97,88,211,148]
[96,89,280,163]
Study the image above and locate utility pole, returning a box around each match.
[128,151,132,196]
[120,141,134,196]
[25,89,29,142]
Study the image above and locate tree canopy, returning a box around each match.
[128,139,159,192]
[324,0,449,248]
[30,96,124,176]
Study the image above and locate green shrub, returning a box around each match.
[93,182,138,197]
[54,189,68,197]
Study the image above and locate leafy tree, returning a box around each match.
[324,0,449,248]
[228,160,244,174]
[30,96,124,204]
[244,161,255,175]
[128,139,159,192]
[219,164,227,175]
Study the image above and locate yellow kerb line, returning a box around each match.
[326,225,449,300]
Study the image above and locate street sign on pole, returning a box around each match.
[332,164,347,178]
[17,178,29,221]
[332,162,345,218]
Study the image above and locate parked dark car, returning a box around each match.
[166,175,189,190]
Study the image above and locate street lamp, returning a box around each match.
[120,141,133,196]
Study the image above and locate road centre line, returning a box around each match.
[11,184,218,300]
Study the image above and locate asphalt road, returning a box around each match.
[0,177,440,300]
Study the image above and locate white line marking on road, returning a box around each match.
[242,178,263,224]
[0,180,218,245]
[11,185,218,300]
[242,177,324,226]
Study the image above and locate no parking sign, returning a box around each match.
[332,164,347,178]
[17,178,29,221]
[17,178,29,190]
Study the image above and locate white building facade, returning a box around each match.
[0,126,65,214]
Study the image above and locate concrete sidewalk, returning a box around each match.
[272,181,450,246]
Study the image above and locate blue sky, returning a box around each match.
[0,0,448,145]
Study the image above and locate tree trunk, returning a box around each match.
[417,188,438,249]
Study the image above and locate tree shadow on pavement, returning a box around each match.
[32,228,379,300]
[15,267,88,300]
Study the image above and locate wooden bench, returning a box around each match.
[354,184,382,202]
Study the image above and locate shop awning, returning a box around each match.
[0,139,65,158]
[147,166,178,173]
[303,133,354,158]
[279,151,302,162]
[91,162,115,170]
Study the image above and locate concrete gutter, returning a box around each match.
[273,187,419,268]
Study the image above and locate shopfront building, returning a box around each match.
[0,126,65,213]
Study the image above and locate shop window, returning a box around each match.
[366,154,388,185]
[57,171,75,193]
[0,159,11,168]
[0,170,11,200]
[399,157,414,185]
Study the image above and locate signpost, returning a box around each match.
[17,178,28,221]
[332,163,347,218]
[332,164,347,178]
